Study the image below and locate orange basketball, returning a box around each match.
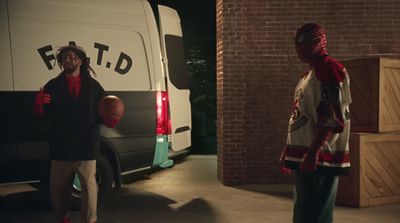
[98,95,125,120]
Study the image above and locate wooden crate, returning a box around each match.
[342,57,400,132]
[336,132,400,207]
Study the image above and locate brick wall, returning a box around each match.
[217,0,400,185]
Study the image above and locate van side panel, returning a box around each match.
[1,90,157,179]
[100,91,156,171]
[8,0,154,91]
[0,93,17,161]
[0,0,13,91]
[0,1,18,168]
[1,93,47,183]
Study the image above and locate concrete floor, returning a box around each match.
[1,155,399,223]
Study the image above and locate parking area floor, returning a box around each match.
[1,155,399,223]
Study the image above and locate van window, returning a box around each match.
[165,35,189,90]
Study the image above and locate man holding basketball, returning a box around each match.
[34,45,119,223]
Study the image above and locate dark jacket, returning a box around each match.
[43,72,105,160]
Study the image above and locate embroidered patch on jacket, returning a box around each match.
[288,88,307,132]
[321,85,340,102]
[288,115,308,132]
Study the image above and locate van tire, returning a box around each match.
[70,153,114,210]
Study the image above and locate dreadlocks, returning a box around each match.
[56,45,96,76]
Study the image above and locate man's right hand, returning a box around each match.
[300,149,320,174]
[102,117,119,128]
[279,149,292,175]
[34,87,51,116]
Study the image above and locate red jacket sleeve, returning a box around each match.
[33,90,45,117]
[311,56,346,150]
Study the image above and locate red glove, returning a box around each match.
[300,149,320,173]
[300,127,333,173]
[279,149,292,175]
[102,115,121,128]
[34,87,51,116]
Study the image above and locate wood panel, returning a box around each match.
[336,133,360,206]
[343,58,379,132]
[336,132,400,207]
[380,65,400,131]
[342,57,400,132]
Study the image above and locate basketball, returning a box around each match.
[98,95,125,121]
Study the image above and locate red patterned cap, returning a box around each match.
[294,23,327,53]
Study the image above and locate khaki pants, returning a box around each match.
[50,160,97,223]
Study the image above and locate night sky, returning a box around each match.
[156,0,216,47]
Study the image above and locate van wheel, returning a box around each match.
[70,153,113,210]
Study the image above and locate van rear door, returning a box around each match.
[158,5,191,152]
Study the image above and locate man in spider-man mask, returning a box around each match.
[279,23,352,223]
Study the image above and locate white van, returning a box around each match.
[0,0,191,203]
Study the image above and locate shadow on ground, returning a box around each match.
[100,188,218,223]
[232,184,294,199]
[0,188,218,223]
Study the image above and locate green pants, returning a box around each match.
[293,171,339,223]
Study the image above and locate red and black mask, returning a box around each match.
[294,23,328,63]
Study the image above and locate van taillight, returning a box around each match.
[156,91,171,135]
